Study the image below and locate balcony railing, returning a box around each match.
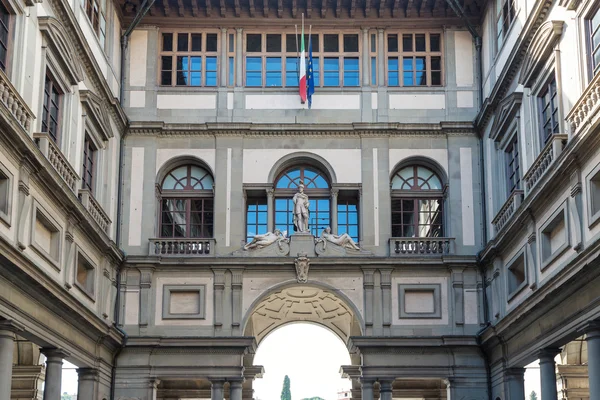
[492,189,524,234]
[390,237,455,256]
[34,132,80,193]
[0,68,34,132]
[523,134,568,195]
[78,189,111,234]
[566,71,600,137]
[149,238,216,256]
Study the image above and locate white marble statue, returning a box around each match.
[320,226,360,250]
[244,229,287,250]
[292,184,310,233]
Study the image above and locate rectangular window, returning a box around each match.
[496,0,516,48]
[160,32,218,87]
[82,135,97,193]
[161,198,214,238]
[337,198,359,242]
[505,134,520,194]
[76,251,96,298]
[506,249,526,299]
[84,0,106,47]
[228,32,235,86]
[391,198,443,237]
[246,198,268,242]
[370,33,377,85]
[538,78,559,144]
[244,32,359,88]
[41,73,62,144]
[0,2,11,72]
[589,8,600,77]
[387,33,442,87]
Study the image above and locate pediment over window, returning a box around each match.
[80,90,113,142]
[38,17,84,85]
[489,92,523,142]
[519,21,564,87]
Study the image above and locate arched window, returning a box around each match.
[391,165,444,238]
[274,166,330,237]
[159,165,214,238]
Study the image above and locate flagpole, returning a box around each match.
[294,24,299,82]
[299,13,306,103]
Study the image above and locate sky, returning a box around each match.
[58,324,545,399]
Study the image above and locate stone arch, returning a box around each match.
[389,156,448,187]
[242,280,364,346]
[519,20,564,87]
[155,155,215,186]
[267,152,338,186]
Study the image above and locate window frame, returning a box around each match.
[390,165,446,238]
[0,160,13,227]
[243,31,361,88]
[81,134,97,193]
[74,247,96,300]
[159,30,220,87]
[41,71,63,145]
[0,0,14,75]
[496,0,517,50]
[81,0,107,49]
[537,76,560,146]
[385,31,444,87]
[538,200,570,271]
[158,165,215,239]
[586,5,600,79]
[505,246,527,301]
[504,132,521,195]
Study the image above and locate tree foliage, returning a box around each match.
[281,375,292,400]
[529,391,538,400]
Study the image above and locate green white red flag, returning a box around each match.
[299,19,307,103]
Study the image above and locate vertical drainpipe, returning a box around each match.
[444,2,491,399]
[110,2,154,399]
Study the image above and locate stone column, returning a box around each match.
[330,188,339,233]
[42,349,68,400]
[230,379,243,400]
[585,325,600,400]
[538,349,559,400]
[0,326,18,400]
[379,379,393,400]
[505,368,526,400]
[267,188,275,232]
[220,28,228,86]
[77,368,98,400]
[211,379,225,400]
[361,28,370,86]
[235,28,243,87]
[361,378,374,400]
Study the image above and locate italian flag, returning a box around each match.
[299,23,307,103]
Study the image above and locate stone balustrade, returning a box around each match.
[566,71,600,136]
[78,189,111,234]
[389,237,454,256]
[34,132,80,193]
[149,238,216,256]
[0,68,34,132]
[523,134,567,195]
[492,189,524,234]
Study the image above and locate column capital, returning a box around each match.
[0,319,25,334]
[41,348,70,361]
[581,320,600,337]
[360,377,376,385]
[330,188,339,197]
[211,378,226,387]
[537,348,561,362]
[266,187,275,197]
[504,367,526,378]
[379,379,393,391]
[229,378,244,387]
[77,367,99,380]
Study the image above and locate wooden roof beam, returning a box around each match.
[277,0,283,17]
[350,0,356,17]
[162,0,171,16]
[249,0,256,15]
[364,0,370,16]
[292,0,297,17]
[220,0,226,15]
[263,0,268,16]
[191,0,199,16]
[335,0,341,17]
[177,0,184,16]
[205,0,211,16]
[376,0,382,17]
[234,0,240,15]
[321,0,326,17]
[392,0,400,17]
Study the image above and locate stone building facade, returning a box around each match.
[0,0,598,398]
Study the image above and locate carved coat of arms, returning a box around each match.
[294,253,310,283]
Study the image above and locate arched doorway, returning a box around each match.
[242,284,364,400]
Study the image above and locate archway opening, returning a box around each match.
[253,323,352,400]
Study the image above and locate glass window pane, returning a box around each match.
[228,57,234,85]
[323,34,339,52]
[343,34,359,52]
[286,58,299,87]
[371,57,377,85]
[267,34,282,52]
[388,34,398,52]
[266,57,282,86]
[177,71,188,85]
[190,56,202,71]
[324,57,339,86]
[161,71,172,85]
[402,34,412,52]
[177,33,189,51]
[371,33,376,52]
[162,56,172,70]
[162,33,173,51]
[229,33,235,52]
[247,34,262,52]
[206,33,218,51]
[190,71,201,86]
[431,56,441,70]
[177,56,188,71]
[430,34,441,52]
[191,33,202,51]
[286,34,297,52]
[431,71,441,86]
[415,34,426,51]
[343,58,359,86]
[246,57,262,86]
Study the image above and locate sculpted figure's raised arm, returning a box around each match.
[320,227,360,250]
[292,184,310,233]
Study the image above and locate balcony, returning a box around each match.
[34,132,80,193]
[78,189,111,234]
[492,189,524,234]
[566,71,600,137]
[523,134,568,196]
[0,68,34,132]
[390,237,455,256]
[149,238,216,257]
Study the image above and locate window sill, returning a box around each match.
[74,281,96,302]
[540,241,570,272]
[507,279,527,302]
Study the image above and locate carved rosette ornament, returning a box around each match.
[294,252,310,283]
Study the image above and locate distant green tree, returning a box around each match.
[529,391,538,400]
[61,393,74,400]
[301,397,325,400]
[281,375,291,400]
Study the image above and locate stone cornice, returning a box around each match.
[125,336,256,353]
[127,121,477,138]
[348,335,480,353]
[475,0,554,132]
[46,0,127,132]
